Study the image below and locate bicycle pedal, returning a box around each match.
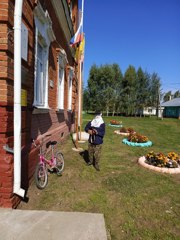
[48,167,54,172]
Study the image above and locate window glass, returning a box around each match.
[36,42,45,105]
[68,70,73,110]
[58,63,64,109]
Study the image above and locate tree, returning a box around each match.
[111,64,123,116]
[86,64,123,115]
[173,90,180,98]
[83,88,90,113]
[87,64,102,111]
[149,72,161,116]
[135,68,150,116]
[99,64,115,116]
[85,64,162,117]
[121,65,137,115]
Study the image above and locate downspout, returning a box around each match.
[13,0,25,197]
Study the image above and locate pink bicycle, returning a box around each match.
[32,137,64,189]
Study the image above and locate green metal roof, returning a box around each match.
[161,98,180,107]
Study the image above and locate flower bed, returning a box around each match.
[110,120,122,125]
[122,132,152,147]
[145,151,180,168]
[127,132,149,143]
[114,130,129,136]
[114,127,135,136]
[122,139,152,147]
[121,127,134,133]
[109,120,123,127]
[138,155,180,174]
[109,124,123,128]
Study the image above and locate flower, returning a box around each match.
[110,120,122,125]
[145,151,180,168]
[127,127,134,133]
[120,127,135,133]
[167,152,179,162]
[127,132,149,143]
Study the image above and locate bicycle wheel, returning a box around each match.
[55,152,64,175]
[34,163,48,189]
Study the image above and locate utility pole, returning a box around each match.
[157,84,163,120]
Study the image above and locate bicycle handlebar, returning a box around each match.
[31,139,39,148]
[31,134,52,148]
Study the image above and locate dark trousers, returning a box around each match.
[88,143,102,165]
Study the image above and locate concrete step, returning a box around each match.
[0,209,107,240]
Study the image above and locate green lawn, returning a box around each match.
[19,114,180,240]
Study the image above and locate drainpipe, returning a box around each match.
[13,0,25,197]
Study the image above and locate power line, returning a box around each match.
[162,83,180,86]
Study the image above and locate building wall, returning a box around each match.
[0,0,78,208]
[163,107,180,118]
[143,107,156,116]
[0,0,34,208]
[136,107,156,116]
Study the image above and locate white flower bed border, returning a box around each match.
[138,156,180,174]
[114,130,129,136]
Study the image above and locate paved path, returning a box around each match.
[0,209,107,240]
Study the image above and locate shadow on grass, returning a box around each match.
[79,150,89,164]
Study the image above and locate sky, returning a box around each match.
[83,0,180,93]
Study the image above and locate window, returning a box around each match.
[33,3,55,108]
[58,55,65,109]
[35,40,47,106]
[68,68,74,110]
[57,50,68,110]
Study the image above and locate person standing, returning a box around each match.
[84,111,105,171]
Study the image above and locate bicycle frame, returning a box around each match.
[38,142,57,169]
[33,137,64,189]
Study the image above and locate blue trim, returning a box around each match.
[108,124,123,128]
[122,138,152,147]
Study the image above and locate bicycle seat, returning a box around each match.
[51,141,57,145]
[46,141,57,148]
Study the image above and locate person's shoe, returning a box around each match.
[94,164,100,171]
[87,162,92,166]
[47,166,54,172]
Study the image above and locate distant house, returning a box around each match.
[161,98,180,119]
[143,107,156,116]
[136,107,156,116]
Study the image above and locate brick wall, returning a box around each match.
[0,0,15,208]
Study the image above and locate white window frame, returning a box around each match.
[33,3,55,108]
[34,35,48,107]
[68,67,74,110]
[58,55,65,110]
[57,50,68,110]
[69,1,73,19]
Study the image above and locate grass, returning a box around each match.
[19,114,180,240]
